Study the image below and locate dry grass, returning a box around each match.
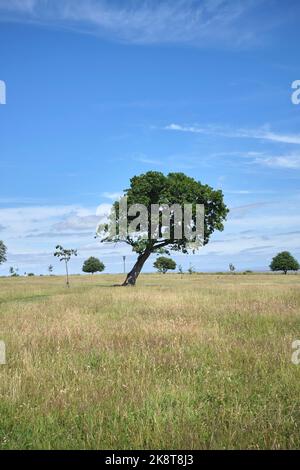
[1,273,300,449]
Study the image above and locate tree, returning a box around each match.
[9,266,19,277]
[229,263,235,273]
[154,256,176,274]
[97,172,229,286]
[0,241,7,266]
[54,245,77,287]
[270,251,299,275]
[178,264,183,275]
[48,264,54,275]
[82,257,105,275]
[188,263,195,275]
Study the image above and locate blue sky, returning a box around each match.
[0,0,300,275]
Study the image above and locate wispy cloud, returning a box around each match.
[254,154,300,169]
[0,203,114,272]
[25,230,94,239]
[101,191,123,200]
[0,0,290,47]
[164,123,300,169]
[134,156,164,166]
[0,0,36,13]
[165,123,300,145]
[202,202,300,258]
[225,189,276,195]
[0,196,50,205]
[52,213,100,232]
[257,131,300,145]
[229,202,270,219]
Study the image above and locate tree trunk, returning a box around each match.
[122,250,151,286]
[65,260,70,287]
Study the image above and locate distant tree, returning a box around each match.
[48,264,54,275]
[178,264,183,275]
[10,266,19,277]
[82,257,105,275]
[154,256,176,274]
[187,263,195,275]
[54,245,77,287]
[0,241,7,266]
[27,273,35,277]
[270,251,299,275]
[229,263,236,273]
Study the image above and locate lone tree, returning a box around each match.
[54,245,77,287]
[270,251,299,274]
[9,267,19,277]
[154,256,176,274]
[82,257,105,275]
[97,171,229,286]
[188,263,195,275]
[0,241,7,266]
[48,264,54,275]
[229,263,235,273]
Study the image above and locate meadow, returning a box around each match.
[1,273,300,450]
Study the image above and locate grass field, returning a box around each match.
[1,273,300,449]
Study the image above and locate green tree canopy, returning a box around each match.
[98,171,229,285]
[270,251,299,274]
[82,257,105,274]
[154,256,176,273]
[0,241,7,265]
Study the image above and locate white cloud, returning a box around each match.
[258,131,300,145]
[165,123,300,145]
[0,203,114,236]
[0,0,288,47]
[53,214,99,231]
[0,203,113,274]
[229,202,270,219]
[0,205,79,235]
[254,155,300,169]
[164,124,300,169]
[135,156,164,166]
[202,210,300,257]
[101,192,122,201]
[165,123,208,134]
[228,214,300,230]
[0,0,37,12]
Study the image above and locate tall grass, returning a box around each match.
[1,273,300,449]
